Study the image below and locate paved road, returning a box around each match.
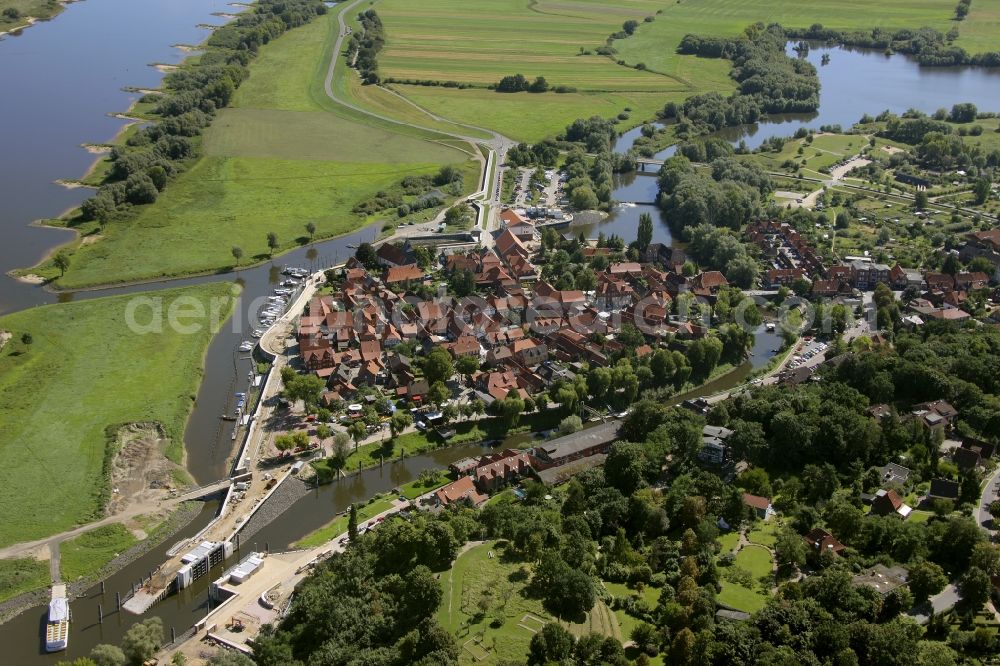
[976,465,1000,539]
[324,0,514,235]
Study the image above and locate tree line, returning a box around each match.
[78,0,328,227]
[786,22,1000,67]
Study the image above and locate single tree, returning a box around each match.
[53,251,70,277]
[908,560,948,603]
[315,423,332,446]
[636,212,653,253]
[455,355,479,385]
[390,410,412,438]
[121,617,163,666]
[959,566,991,612]
[348,421,367,448]
[266,231,279,257]
[231,246,243,267]
[973,178,992,205]
[89,644,126,666]
[423,347,455,385]
[348,504,359,542]
[20,332,33,346]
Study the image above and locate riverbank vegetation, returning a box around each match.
[0,558,50,605]
[613,0,999,77]
[0,0,64,32]
[37,5,477,288]
[0,283,236,547]
[59,523,137,582]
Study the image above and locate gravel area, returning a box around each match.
[236,476,311,543]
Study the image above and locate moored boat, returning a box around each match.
[45,584,70,652]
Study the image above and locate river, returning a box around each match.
[613,44,1000,159]
[1,6,997,660]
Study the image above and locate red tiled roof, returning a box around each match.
[384,264,424,283]
[435,476,487,506]
[742,493,771,510]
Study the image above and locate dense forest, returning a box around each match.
[667,23,820,139]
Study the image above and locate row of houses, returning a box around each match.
[432,422,621,507]
[749,222,993,315]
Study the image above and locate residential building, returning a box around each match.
[870,489,912,519]
[531,421,619,469]
[804,528,846,558]
[434,476,487,508]
[742,493,775,521]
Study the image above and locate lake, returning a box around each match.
[613,44,1000,160]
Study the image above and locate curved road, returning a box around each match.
[324,0,515,233]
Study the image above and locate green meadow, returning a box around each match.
[0,284,236,546]
[614,0,993,76]
[57,12,476,288]
[376,0,734,140]
[59,523,138,582]
[393,86,670,144]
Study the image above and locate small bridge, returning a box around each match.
[172,472,251,502]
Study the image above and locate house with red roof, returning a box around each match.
[434,476,487,508]
[383,263,424,285]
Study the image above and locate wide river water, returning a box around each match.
[1,4,998,659]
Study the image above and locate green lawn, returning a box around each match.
[399,470,453,500]
[0,558,51,604]
[293,496,395,549]
[438,541,620,663]
[615,0,993,77]
[0,284,237,546]
[50,11,478,288]
[717,580,768,613]
[747,520,779,548]
[57,157,453,288]
[59,523,137,582]
[736,544,774,578]
[748,132,869,177]
[717,530,740,553]
[392,86,669,144]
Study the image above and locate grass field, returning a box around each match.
[58,157,451,288]
[0,284,236,547]
[393,86,670,144]
[59,523,137,582]
[615,0,995,76]
[375,0,733,140]
[53,12,477,288]
[0,0,64,30]
[717,544,773,613]
[748,132,868,179]
[439,541,617,664]
[293,496,395,549]
[747,520,780,547]
[0,558,51,604]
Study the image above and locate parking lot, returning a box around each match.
[786,338,829,371]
